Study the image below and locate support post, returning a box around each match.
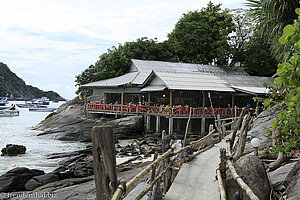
[84,89,87,117]
[168,117,173,136]
[146,115,151,132]
[162,130,172,195]
[156,115,161,133]
[148,92,151,104]
[103,93,106,104]
[201,118,206,136]
[231,93,234,116]
[219,148,227,189]
[121,92,124,117]
[92,126,117,200]
[169,90,173,107]
[202,92,205,115]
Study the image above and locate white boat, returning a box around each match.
[29,107,56,112]
[0,108,19,117]
[0,97,8,106]
[32,97,50,105]
[16,103,35,108]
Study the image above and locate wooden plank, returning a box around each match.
[92,126,117,200]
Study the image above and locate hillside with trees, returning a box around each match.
[0,62,65,101]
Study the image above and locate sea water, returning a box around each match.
[0,101,87,175]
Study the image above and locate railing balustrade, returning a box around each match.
[87,103,247,117]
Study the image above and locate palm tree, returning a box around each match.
[246,0,300,59]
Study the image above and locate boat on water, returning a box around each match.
[0,106,10,110]
[0,107,19,117]
[29,107,56,112]
[16,103,35,108]
[0,97,8,106]
[32,97,50,105]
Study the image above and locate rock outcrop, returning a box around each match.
[226,155,271,200]
[34,97,144,141]
[25,173,60,191]
[1,144,26,156]
[0,167,44,192]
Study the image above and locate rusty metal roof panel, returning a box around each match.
[153,71,235,92]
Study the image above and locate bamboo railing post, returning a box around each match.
[150,151,159,182]
[219,148,227,189]
[162,130,172,195]
[233,114,251,161]
[92,126,117,200]
[221,121,226,139]
[230,109,244,152]
[216,165,227,200]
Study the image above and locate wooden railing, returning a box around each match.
[87,103,247,117]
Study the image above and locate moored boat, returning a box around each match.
[32,97,50,105]
[16,103,35,108]
[0,97,8,106]
[0,108,19,117]
[29,107,56,112]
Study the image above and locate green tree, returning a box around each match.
[243,32,278,76]
[75,37,171,92]
[167,2,235,66]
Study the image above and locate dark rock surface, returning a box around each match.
[1,144,26,156]
[226,155,271,200]
[25,173,60,191]
[0,167,44,192]
[33,97,144,141]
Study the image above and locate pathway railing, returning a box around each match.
[87,103,248,117]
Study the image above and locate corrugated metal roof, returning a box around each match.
[140,85,166,92]
[82,72,139,88]
[231,86,269,95]
[218,75,274,87]
[153,71,235,92]
[130,59,249,84]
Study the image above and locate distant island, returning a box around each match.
[0,62,65,101]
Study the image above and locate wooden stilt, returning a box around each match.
[92,126,117,200]
[170,90,173,107]
[121,92,124,117]
[202,92,205,115]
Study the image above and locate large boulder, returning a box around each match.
[284,160,300,199]
[0,167,44,192]
[34,97,144,141]
[1,144,26,156]
[25,172,60,191]
[226,155,271,200]
[268,161,297,188]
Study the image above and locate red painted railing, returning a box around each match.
[87,103,244,117]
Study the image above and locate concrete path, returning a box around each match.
[164,140,227,200]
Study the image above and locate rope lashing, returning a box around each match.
[234,176,248,200]
[219,155,230,161]
[112,179,127,195]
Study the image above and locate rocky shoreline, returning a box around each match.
[0,98,299,199]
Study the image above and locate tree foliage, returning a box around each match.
[75,37,171,93]
[263,9,300,153]
[167,2,235,66]
[0,62,64,100]
[247,0,300,59]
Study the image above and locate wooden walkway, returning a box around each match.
[164,140,227,200]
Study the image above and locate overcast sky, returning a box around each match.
[0,0,247,100]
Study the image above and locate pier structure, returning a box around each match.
[82,59,273,135]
